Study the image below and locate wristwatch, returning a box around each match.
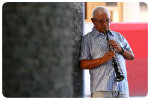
[119,47,124,54]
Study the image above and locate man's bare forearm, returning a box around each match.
[122,49,134,60]
[80,57,105,69]
[80,51,115,69]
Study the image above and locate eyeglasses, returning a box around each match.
[94,18,111,24]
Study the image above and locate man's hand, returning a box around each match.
[109,40,122,53]
[102,51,115,62]
[80,51,115,69]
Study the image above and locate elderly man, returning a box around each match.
[80,6,134,98]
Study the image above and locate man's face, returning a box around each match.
[91,12,110,33]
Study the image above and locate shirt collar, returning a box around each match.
[92,27,114,37]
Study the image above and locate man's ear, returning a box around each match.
[91,18,95,23]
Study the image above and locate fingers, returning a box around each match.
[109,40,121,52]
[105,51,115,60]
[106,51,115,56]
[109,40,119,47]
[108,51,115,59]
[103,51,115,63]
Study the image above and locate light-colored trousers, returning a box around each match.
[91,91,129,98]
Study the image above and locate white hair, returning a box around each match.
[92,6,110,18]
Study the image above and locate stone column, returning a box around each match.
[72,2,84,97]
[3,2,84,97]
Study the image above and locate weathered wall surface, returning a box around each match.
[3,2,84,97]
[72,2,84,97]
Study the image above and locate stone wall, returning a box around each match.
[3,2,84,97]
[72,2,84,97]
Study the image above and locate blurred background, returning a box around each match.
[84,2,148,98]
[85,2,148,23]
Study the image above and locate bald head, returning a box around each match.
[92,6,110,19]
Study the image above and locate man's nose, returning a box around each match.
[102,21,108,26]
[102,21,108,25]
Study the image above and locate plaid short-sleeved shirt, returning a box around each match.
[80,27,133,94]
